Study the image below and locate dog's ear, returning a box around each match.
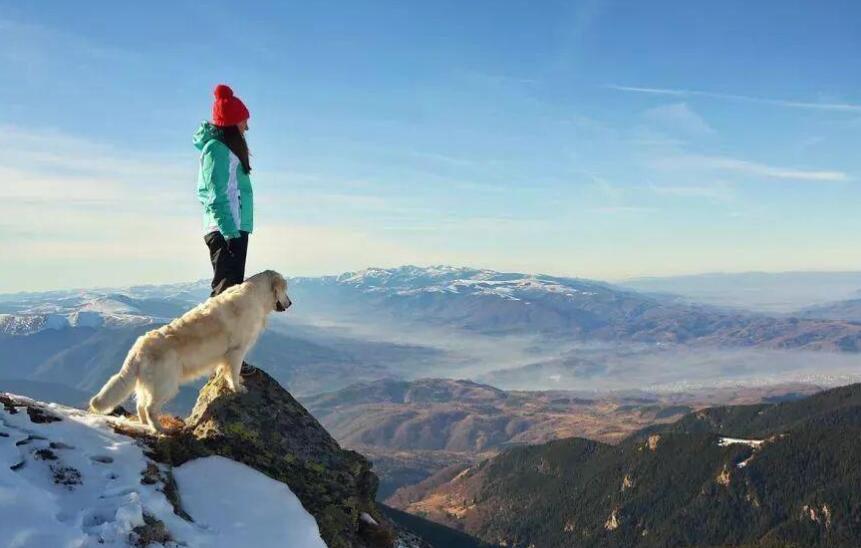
[270,272,285,301]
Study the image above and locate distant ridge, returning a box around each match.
[623,270,861,313]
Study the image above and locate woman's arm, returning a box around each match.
[201,142,240,239]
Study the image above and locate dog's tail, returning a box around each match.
[89,352,140,414]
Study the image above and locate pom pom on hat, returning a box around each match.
[212,84,249,127]
[214,84,234,100]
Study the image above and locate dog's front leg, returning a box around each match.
[224,352,247,394]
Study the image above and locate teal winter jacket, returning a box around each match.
[193,121,254,239]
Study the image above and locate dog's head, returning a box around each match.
[268,271,292,312]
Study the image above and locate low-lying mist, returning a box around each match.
[476,345,861,393]
[272,310,861,396]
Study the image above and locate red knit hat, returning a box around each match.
[212,84,250,127]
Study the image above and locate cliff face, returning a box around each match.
[145,364,394,548]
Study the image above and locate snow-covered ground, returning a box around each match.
[174,457,326,548]
[718,437,769,469]
[718,437,765,448]
[0,394,325,547]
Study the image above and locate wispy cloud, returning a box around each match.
[643,102,715,136]
[0,18,132,74]
[0,125,188,185]
[651,153,850,182]
[591,175,624,200]
[592,206,655,214]
[0,136,421,290]
[608,84,861,113]
[648,181,734,202]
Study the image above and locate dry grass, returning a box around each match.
[157,415,186,433]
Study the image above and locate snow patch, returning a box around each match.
[0,394,326,547]
[173,456,326,548]
[718,437,765,448]
[718,436,778,469]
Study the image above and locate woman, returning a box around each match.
[193,84,254,297]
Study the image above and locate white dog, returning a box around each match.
[89,270,291,432]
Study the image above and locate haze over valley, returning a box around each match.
[3,266,861,403]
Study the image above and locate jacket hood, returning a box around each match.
[193,121,221,151]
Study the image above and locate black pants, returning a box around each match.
[204,230,249,297]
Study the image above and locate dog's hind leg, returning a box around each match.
[140,368,178,435]
[139,405,159,432]
[135,389,154,428]
[141,392,169,434]
[136,401,147,425]
[144,402,164,433]
[135,389,158,432]
[136,399,162,433]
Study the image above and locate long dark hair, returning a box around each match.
[215,125,251,174]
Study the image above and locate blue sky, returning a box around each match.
[2,0,860,291]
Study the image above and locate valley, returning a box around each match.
[305,377,824,498]
[385,383,861,547]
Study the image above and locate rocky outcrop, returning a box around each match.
[144,364,395,548]
[2,368,413,547]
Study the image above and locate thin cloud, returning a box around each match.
[643,102,715,136]
[0,18,131,68]
[609,85,688,97]
[608,84,861,113]
[710,157,848,181]
[591,175,624,200]
[652,153,850,182]
[0,125,188,182]
[592,206,655,214]
[648,181,734,202]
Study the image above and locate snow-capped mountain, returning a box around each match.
[0,281,209,336]
[290,265,654,335]
[306,265,611,299]
[335,265,609,300]
[3,266,861,406]
[10,265,859,348]
[290,266,861,350]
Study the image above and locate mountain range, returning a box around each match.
[305,377,823,499]
[3,265,861,402]
[388,383,861,547]
[290,266,861,350]
[623,271,861,313]
[800,298,861,323]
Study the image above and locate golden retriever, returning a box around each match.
[89,270,291,432]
